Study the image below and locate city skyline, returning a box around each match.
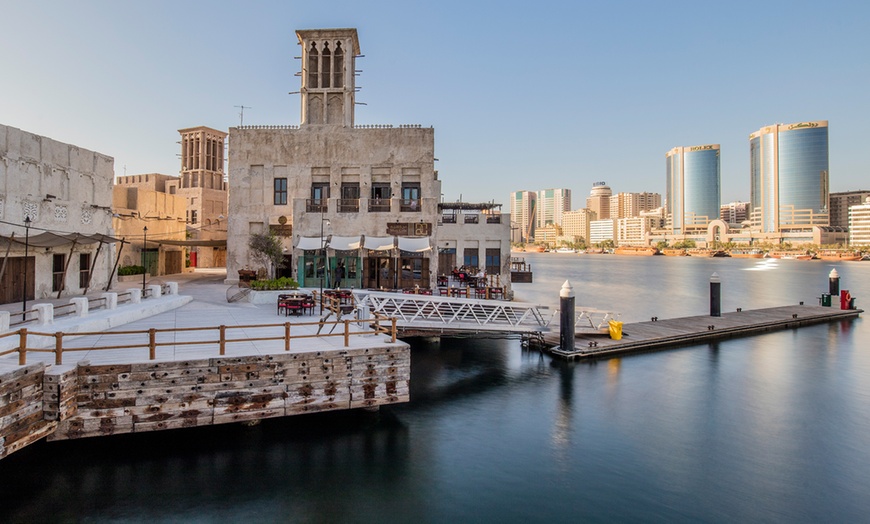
[2,1,868,206]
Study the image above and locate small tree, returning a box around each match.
[249,232,284,279]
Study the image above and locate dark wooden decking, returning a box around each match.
[543,305,863,360]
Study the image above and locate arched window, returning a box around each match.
[333,42,344,88]
[321,42,332,88]
[308,43,319,88]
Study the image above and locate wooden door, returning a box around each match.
[0,257,34,305]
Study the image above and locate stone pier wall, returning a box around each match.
[0,343,409,456]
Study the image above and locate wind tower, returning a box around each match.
[297,28,361,127]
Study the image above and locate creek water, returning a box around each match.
[1,254,869,523]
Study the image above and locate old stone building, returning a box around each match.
[175,126,228,268]
[227,28,442,289]
[0,124,117,304]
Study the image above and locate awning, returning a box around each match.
[295,236,326,250]
[398,236,431,252]
[327,236,362,250]
[153,239,227,247]
[364,236,395,251]
[0,232,124,249]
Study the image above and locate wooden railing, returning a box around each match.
[0,311,398,366]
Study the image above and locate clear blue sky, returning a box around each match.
[2,0,868,207]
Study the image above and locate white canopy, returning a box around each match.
[296,236,326,250]
[328,236,362,250]
[364,236,395,251]
[398,236,432,252]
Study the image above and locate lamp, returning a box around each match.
[23,217,31,314]
[142,226,148,290]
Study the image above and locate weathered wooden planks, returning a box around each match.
[45,344,410,441]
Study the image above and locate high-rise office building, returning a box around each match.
[665,144,721,233]
[720,201,750,225]
[510,190,537,243]
[829,190,870,229]
[848,197,870,246]
[749,121,829,232]
[536,188,571,228]
[586,182,612,220]
[610,192,662,219]
[562,208,596,243]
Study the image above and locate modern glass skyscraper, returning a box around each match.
[749,121,829,233]
[665,144,721,233]
[536,188,571,228]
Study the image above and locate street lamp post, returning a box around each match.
[22,216,31,314]
[319,203,330,306]
[142,226,148,291]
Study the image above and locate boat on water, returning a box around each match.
[585,248,606,254]
[553,247,577,254]
[661,248,688,256]
[614,246,660,256]
[686,248,728,257]
[818,250,863,262]
[729,249,765,259]
[768,250,815,260]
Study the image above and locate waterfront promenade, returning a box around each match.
[0,269,409,459]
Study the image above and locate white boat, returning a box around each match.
[554,248,576,254]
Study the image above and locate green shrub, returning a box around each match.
[119,265,146,276]
[250,277,299,291]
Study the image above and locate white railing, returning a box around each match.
[355,291,550,333]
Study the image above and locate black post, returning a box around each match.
[710,272,721,317]
[142,226,148,290]
[829,268,840,297]
[22,217,31,314]
[559,280,575,352]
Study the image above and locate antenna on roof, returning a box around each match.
[234,105,251,126]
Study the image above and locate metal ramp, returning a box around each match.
[354,291,551,334]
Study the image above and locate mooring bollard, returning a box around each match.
[560,280,575,352]
[829,268,840,297]
[710,272,721,317]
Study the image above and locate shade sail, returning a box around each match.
[295,236,327,250]
[327,236,362,250]
[398,236,431,252]
[153,239,227,247]
[0,232,124,249]
[364,236,395,251]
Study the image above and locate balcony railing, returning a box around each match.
[338,199,360,213]
[368,198,391,212]
[486,215,501,224]
[306,199,327,213]
[464,215,479,224]
[441,215,457,224]
[400,199,421,212]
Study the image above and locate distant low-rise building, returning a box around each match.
[561,208,596,243]
[610,192,661,219]
[589,219,616,245]
[720,201,749,225]
[830,190,870,229]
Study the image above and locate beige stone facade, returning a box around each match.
[437,204,511,288]
[0,124,116,304]
[561,209,596,243]
[175,126,228,268]
[113,174,187,276]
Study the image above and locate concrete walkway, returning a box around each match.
[0,268,399,369]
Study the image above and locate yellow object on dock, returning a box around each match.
[608,320,623,340]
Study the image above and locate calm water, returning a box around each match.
[2,254,869,523]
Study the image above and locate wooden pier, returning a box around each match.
[542,305,863,360]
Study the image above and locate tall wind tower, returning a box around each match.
[297,28,361,127]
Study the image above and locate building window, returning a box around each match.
[191,210,198,224]
[274,178,288,205]
[79,253,91,288]
[339,183,360,212]
[308,43,319,88]
[52,254,65,292]
[401,183,421,212]
[485,248,501,275]
[463,248,479,269]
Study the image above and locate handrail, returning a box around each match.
[4,311,398,366]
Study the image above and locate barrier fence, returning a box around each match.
[0,311,398,366]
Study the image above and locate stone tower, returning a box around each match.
[296,28,361,127]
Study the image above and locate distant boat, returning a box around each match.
[614,246,660,256]
[585,248,606,254]
[662,248,688,256]
[729,249,765,259]
[554,247,576,254]
[818,250,863,262]
[686,248,728,257]
[768,250,814,260]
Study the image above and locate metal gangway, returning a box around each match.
[354,291,551,334]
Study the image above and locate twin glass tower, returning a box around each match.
[666,120,829,234]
